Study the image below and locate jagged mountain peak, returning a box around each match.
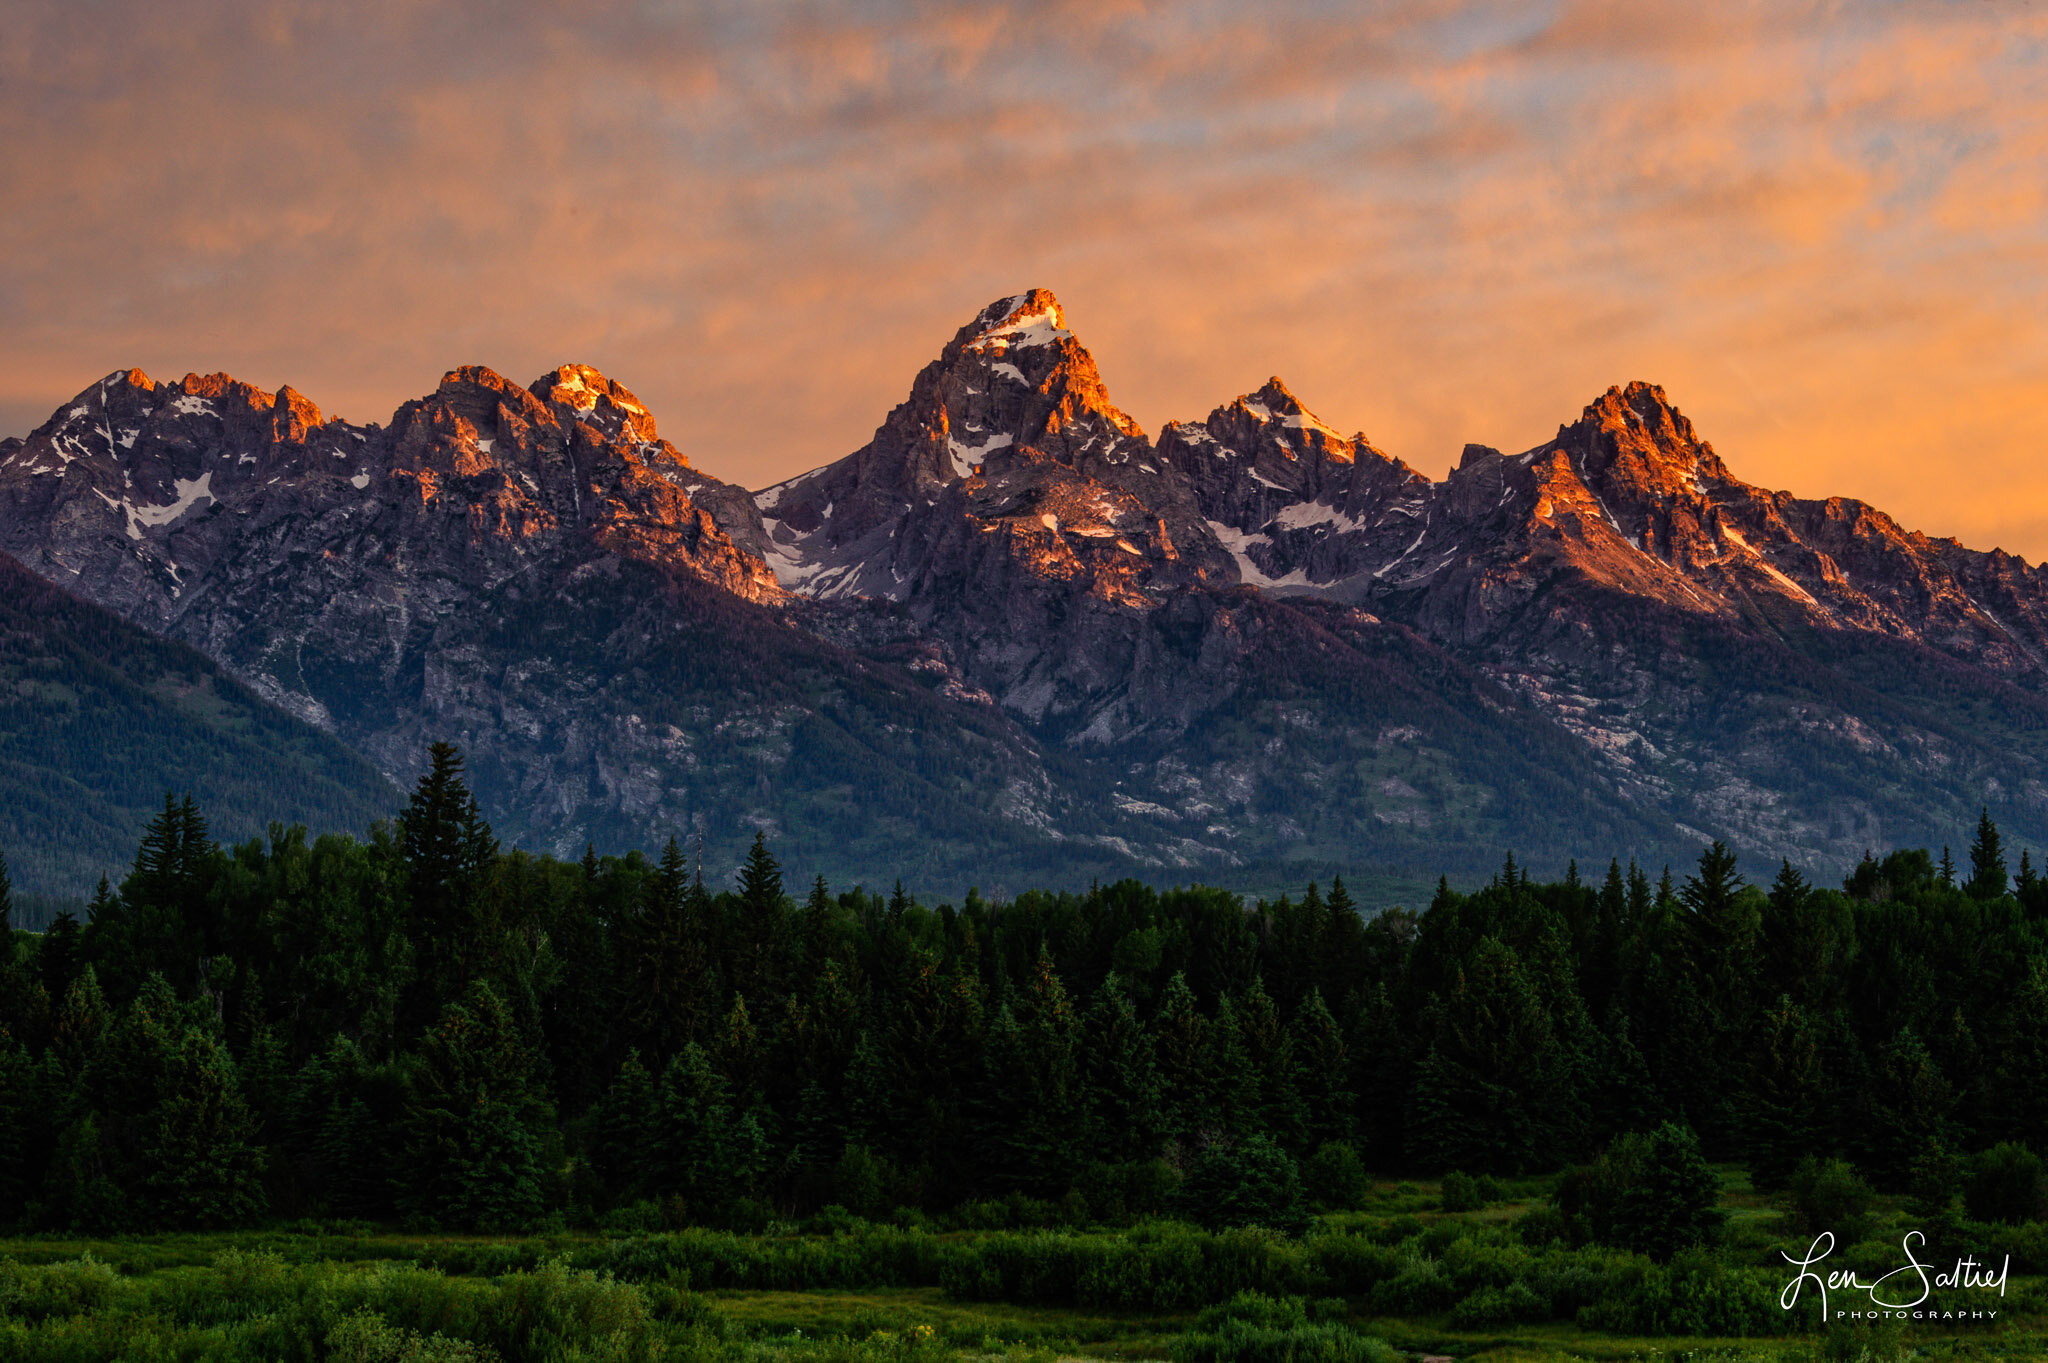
[530,363,663,446]
[1558,380,1727,491]
[959,288,1071,351]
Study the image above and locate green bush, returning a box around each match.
[0,1254,122,1322]
[1447,1280,1545,1326]
[1303,1232,1401,1295]
[328,1309,499,1363]
[483,1258,655,1361]
[1177,1138,1310,1235]
[1964,1142,2048,1225]
[1439,1172,1482,1213]
[1784,1157,1874,1244]
[1556,1125,1724,1261]
[1170,1292,1399,1363]
[1302,1145,1366,1212]
[1576,1248,1790,1337]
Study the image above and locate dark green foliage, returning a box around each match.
[1742,996,1825,1191]
[1559,1124,1724,1262]
[1439,1170,1483,1213]
[1177,1136,1309,1235]
[1300,1143,1365,1212]
[1964,1142,2048,1225]
[1968,808,2009,901]
[1171,1292,1399,1363]
[7,755,2048,1246]
[1783,1157,1874,1244]
[395,983,553,1231]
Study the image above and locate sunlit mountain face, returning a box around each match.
[9,290,2048,895]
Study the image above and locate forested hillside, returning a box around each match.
[3,743,2046,1235]
[0,552,400,896]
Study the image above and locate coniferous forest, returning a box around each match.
[4,740,2047,1241]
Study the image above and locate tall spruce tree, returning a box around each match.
[1743,996,1827,1190]
[1866,1027,1955,1191]
[396,981,552,1231]
[1968,809,2009,901]
[1080,972,1163,1165]
[87,975,265,1229]
[1290,987,1355,1150]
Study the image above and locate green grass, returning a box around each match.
[5,1172,2047,1361]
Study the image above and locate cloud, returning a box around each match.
[3,0,2046,557]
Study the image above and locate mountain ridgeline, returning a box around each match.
[6,289,2048,893]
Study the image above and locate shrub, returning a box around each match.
[483,1258,653,1360]
[1439,1172,1482,1213]
[1577,1248,1789,1337]
[1965,1143,2048,1225]
[1303,1144,1367,1212]
[1907,1146,1965,1220]
[0,1254,122,1322]
[1556,1124,1724,1261]
[1513,1204,1571,1246]
[1785,1157,1874,1244]
[1304,1232,1401,1295]
[328,1309,498,1363]
[1448,1280,1545,1326]
[1171,1292,1399,1363]
[1178,1137,1311,1235]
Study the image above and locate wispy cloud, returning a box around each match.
[4,0,2045,554]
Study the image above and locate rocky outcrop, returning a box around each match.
[15,294,2048,886]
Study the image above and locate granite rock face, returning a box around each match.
[14,294,2048,887]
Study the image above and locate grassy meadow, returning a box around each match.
[2,1170,2042,1363]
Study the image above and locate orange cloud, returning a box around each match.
[3,0,2046,558]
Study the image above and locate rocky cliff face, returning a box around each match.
[756,291,1252,744]
[11,292,2048,890]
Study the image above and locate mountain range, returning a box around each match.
[6,288,2046,897]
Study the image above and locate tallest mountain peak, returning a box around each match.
[959,288,1072,352]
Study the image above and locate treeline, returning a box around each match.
[2,742,2047,1233]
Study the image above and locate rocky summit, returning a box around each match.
[8,290,2048,894]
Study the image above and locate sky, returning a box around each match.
[5,1,2047,555]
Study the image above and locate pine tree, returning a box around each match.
[658,1042,762,1217]
[627,837,711,1059]
[88,975,265,1228]
[1940,845,1956,887]
[1080,972,1163,1165]
[800,874,838,979]
[53,967,110,1077]
[731,833,790,1004]
[1290,987,1355,1149]
[1991,960,2048,1145]
[1151,972,1209,1147]
[287,1035,390,1220]
[981,949,1086,1198]
[718,994,765,1113]
[2018,850,2048,917]
[396,981,552,1231]
[398,743,497,1009]
[589,1051,661,1208]
[1205,995,1262,1142]
[0,1029,44,1225]
[1406,936,1574,1174]
[1968,809,2009,901]
[1742,996,1826,1190]
[1235,976,1306,1149]
[0,847,11,938]
[1866,1027,1955,1191]
[40,904,87,1003]
[1626,860,1653,921]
